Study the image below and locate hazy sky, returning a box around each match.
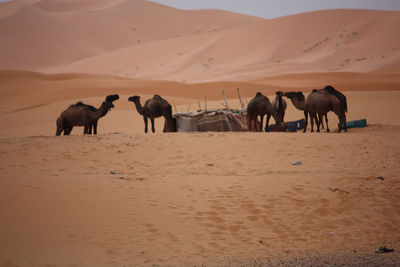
[149,0,400,18]
[0,0,399,18]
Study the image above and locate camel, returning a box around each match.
[284,91,326,131]
[272,91,287,123]
[247,92,281,132]
[128,94,174,133]
[284,86,347,132]
[74,94,119,134]
[322,85,347,131]
[56,101,114,135]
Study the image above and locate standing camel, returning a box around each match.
[272,91,287,123]
[128,94,174,133]
[283,91,326,131]
[247,92,281,132]
[56,101,114,135]
[74,94,119,134]
[284,86,347,132]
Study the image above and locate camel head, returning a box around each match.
[105,94,119,103]
[128,95,141,103]
[284,91,305,101]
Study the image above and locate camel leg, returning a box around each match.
[151,119,155,133]
[64,127,72,135]
[88,124,93,134]
[303,111,308,133]
[315,113,321,132]
[143,116,148,133]
[246,114,251,131]
[93,121,98,135]
[84,125,90,134]
[338,113,347,133]
[318,113,325,130]
[310,112,315,132]
[259,115,264,132]
[56,118,64,136]
[265,114,271,132]
[325,114,330,132]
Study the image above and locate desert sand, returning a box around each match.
[1,0,400,266]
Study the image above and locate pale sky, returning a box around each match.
[0,0,399,18]
[149,0,400,18]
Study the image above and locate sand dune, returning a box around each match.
[1,69,399,114]
[0,0,262,72]
[1,1,399,81]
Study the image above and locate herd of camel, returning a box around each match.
[55,85,347,135]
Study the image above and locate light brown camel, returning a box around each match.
[56,101,114,135]
[283,91,326,131]
[128,94,175,133]
[272,91,287,123]
[74,94,119,134]
[284,86,347,132]
[247,92,281,132]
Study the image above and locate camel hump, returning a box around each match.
[153,94,162,100]
[255,92,263,97]
[324,85,347,113]
[75,101,84,105]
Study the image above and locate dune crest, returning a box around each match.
[0,1,399,82]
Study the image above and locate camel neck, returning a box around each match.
[92,103,110,119]
[133,101,144,115]
[289,96,305,110]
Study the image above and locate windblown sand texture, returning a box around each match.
[0,0,400,266]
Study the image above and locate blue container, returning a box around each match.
[265,124,297,132]
[339,119,367,129]
[287,118,306,130]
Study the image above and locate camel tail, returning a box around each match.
[324,85,347,113]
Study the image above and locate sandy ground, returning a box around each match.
[0,73,399,266]
[1,125,399,266]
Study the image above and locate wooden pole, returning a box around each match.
[197,99,201,110]
[204,95,207,112]
[222,90,229,110]
[237,88,244,110]
[186,103,191,113]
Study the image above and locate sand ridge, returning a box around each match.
[1,1,399,81]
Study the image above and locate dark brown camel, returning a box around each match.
[272,91,287,123]
[56,101,114,135]
[284,86,347,132]
[74,94,119,134]
[128,94,174,133]
[247,92,281,132]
